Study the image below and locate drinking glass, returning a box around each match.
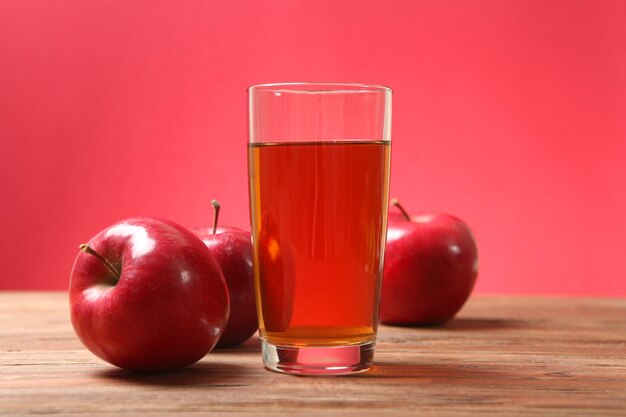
[247,83,392,375]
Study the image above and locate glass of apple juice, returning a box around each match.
[247,83,392,375]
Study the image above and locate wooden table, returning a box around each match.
[1,293,625,416]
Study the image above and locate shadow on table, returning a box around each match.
[363,361,512,381]
[93,362,251,387]
[92,336,265,386]
[438,317,527,331]
[384,317,526,331]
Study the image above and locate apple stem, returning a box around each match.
[211,199,221,235]
[79,244,121,281]
[391,198,412,221]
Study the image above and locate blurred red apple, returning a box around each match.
[255,211,295,333]
[381,200,479,325]
[195,200,257,348]
[69,217,230,372]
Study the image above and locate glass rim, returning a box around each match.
[248,82,392,94]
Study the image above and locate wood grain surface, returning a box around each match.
[1,292,625,416]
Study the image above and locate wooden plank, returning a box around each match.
[0,292,625,416]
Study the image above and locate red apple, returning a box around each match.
[380,200,479,325]
[69,217,230,372]
[195,200,257,348]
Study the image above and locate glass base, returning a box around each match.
[261,340,375,375]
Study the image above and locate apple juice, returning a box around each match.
[248,140,391,347]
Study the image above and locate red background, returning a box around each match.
[1,0,625,295]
